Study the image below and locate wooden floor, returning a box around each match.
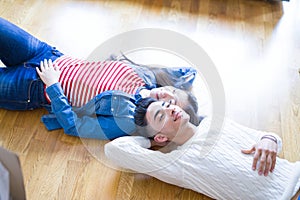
[1,0,300,199]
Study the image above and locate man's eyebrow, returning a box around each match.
[154,102,165,121]
[154,109,161,121]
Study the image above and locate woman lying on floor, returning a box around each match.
[0,17,200,140]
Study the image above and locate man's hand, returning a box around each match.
[36,59,61,87]
[241,137,278,176]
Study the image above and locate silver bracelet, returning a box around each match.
[261,135,277,144]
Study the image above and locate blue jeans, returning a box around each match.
[0,17,63,110]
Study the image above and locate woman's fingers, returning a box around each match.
[36,67,41,75]
[40,61,44,72]
[43,59,47,69]
[49,59,56,70]
[36,59,60,87]
[39,59,56,73]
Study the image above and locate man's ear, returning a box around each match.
[153,133,168,143]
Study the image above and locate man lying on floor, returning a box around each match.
[105,97,300,200]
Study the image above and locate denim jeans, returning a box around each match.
[0,17,63,110]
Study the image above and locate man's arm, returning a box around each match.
[259,132,282,154]
[105,136,179,174]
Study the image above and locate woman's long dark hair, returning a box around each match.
[108,53,199,124]
[111,52,194,91]
[148,67,185,89]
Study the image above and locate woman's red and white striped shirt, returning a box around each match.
[50,55,145,107]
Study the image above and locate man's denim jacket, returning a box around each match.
[41,66,197,140]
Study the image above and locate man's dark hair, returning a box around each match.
[134,97,157,127]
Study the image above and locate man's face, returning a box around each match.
[145,101,190,138]
[149,86,189,109]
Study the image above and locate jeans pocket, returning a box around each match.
[0,66,42,110]
[24,61,40,69]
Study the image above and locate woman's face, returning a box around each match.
[149,86,189,109]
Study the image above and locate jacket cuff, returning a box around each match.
[45,82,64,100]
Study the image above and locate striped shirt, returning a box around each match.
[49,55,145,107]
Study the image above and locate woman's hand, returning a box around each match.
[36,59,61,87]
[241,137,278,176]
